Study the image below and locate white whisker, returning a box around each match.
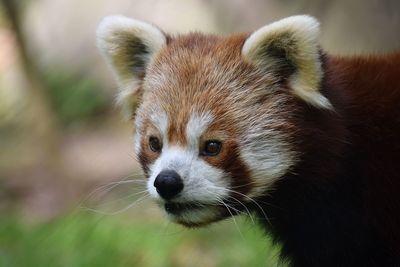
[81,173,146,205]
[216,197,244,239]
[201,188,246,238]
[90,190,149,208]
[209,184,272,226]
[82,193,149,215]
[226,195,256,225]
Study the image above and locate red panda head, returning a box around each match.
[97,15,332,227]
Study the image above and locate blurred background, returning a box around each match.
[0,0,399,266]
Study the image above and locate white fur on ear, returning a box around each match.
[97,15,166,117]
[242,15,332,110]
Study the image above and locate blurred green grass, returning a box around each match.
[44,69,109,127]
[0,213,280,267]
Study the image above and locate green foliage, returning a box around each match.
[0,213,280,267]
[44,69,109,126]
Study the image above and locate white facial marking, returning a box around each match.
[147,146,228,203]
[134,113,143,155]
[151,110,168,138]
[186,112,214,150]
[134,109,168,154]
[240,119,296,198]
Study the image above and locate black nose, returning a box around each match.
[154,170,184,200]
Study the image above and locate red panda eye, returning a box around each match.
[149,136,162,152]
[202,140,222,156]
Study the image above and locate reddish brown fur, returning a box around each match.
[255,52,400,266]
[327,53,400,252]
[134,29,400,265]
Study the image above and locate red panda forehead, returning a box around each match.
[164,32,249,60]
[148,32,250,85]
[139,33,251,144]
[140,32,291,147]
[147,35,259,99]
[143,32,271,102]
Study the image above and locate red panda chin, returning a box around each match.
[163,200,244,228]
[169,209,236,229]
[165,204,223,227]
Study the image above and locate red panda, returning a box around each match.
[97,15,400,266]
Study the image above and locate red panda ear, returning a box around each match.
[97,15,166,118]
[242,15,332,110]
